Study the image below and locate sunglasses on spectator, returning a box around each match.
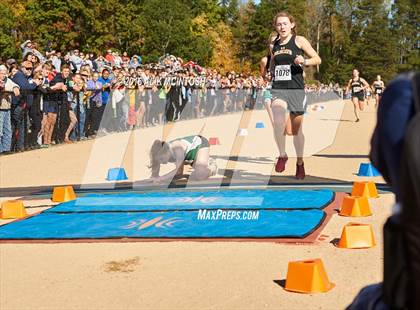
[24,67,33,70]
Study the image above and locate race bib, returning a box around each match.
[353,86,362,93]
[274,65,291,81]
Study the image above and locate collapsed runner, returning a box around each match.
[147,135,217,183]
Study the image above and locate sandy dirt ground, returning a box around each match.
[0,99,393,310]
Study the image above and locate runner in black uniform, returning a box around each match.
[345,69,370,122]
[371,75,385,107]
[260,33,292,134]
[269,12,321,179]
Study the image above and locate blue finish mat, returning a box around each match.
[0,210,325,239]
[0,189,334,240]
[46,189,334,213]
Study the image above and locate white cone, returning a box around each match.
[238,128,248,136]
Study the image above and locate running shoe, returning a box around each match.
[275,154,288,173]
[295,163,306,180]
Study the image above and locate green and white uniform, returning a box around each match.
[170,135,209,164]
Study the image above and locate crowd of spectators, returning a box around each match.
[0,40,342,155]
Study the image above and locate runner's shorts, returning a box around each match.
[352,91,365,101]
[270,88,307,115]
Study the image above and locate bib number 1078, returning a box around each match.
[274,65,292,81]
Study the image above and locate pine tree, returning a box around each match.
[139,0,213,64]
[349,0,398,82]
[391,0,420,72]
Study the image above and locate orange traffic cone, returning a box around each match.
[351,181,378,198]
[338,223,376,249]
[339,196,372,217]
[0,200,27,219]
[52,186,76,202]
[285,259,334,293]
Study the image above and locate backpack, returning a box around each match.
[383,72,420,309]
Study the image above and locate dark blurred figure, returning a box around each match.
[347,72,420,310]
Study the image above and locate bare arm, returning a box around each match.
[260,56,268,78]
[151,164,160,178]
[266,41,277,80]
[50,82,65,91]
[155,146,185,182]
[295,36,321,66]
[345,79,352,94]
[361,78,370,90]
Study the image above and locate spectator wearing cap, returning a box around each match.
[20,40,33,57]
[10,60,41,151]
[6,59,17,69]
[0,65,20,154]
[20,40,45,63]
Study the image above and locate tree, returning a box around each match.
[0,1,19,59]
[348,0,398,82]
[139,0,213,64]
[84,0,144,55]
[186,0,222,26]
[24,0,82,52]
[232,1,256,71]
[211,21,242,73]
[0,0,416,80]
[318,0,356,84]
[358,1,398,82]
[391,0,420,72]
